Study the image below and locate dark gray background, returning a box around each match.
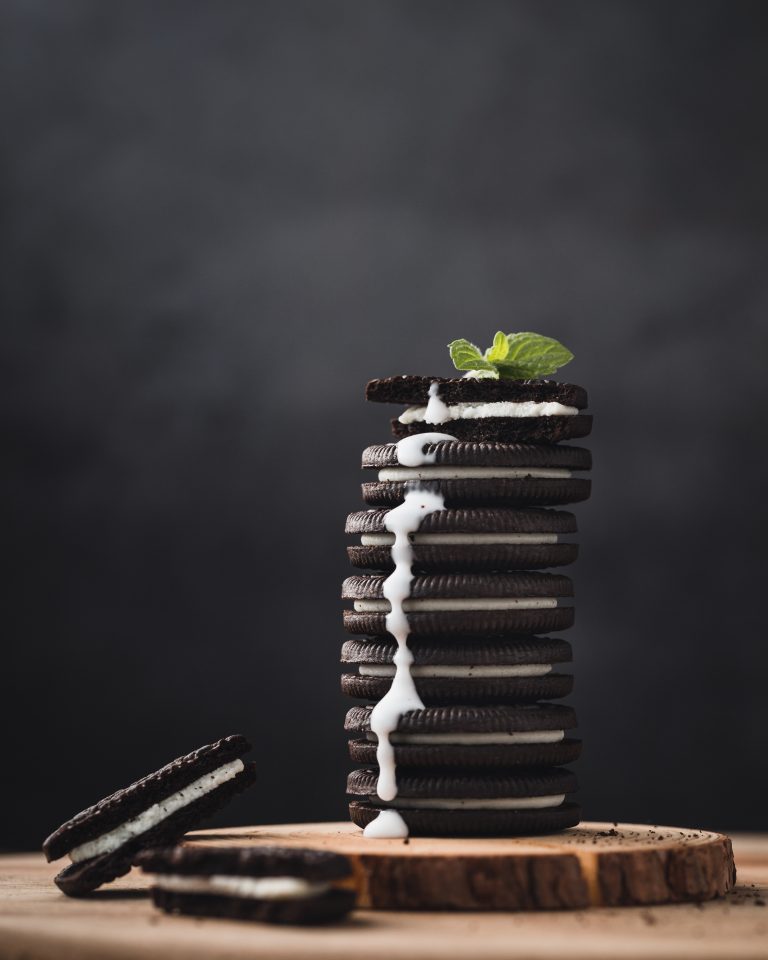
[3,0,767,850]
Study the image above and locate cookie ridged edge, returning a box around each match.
[361,442,592,470]
[344,702,577,734]
[345,507,578,534]
[342,572,573,600]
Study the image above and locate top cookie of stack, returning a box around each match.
[342,333,591,839]
[368,374,591,444]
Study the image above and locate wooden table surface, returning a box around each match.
[1,824,766,960]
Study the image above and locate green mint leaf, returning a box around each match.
[495,332,574,378]
[484,330,509,363]
[448,332,573,379]
[448,339,498,375]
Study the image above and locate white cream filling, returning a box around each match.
[360,532,559,546]
[353,597,559,612]
[152,874,330,901]
[379,794,566,811]
[367,730,565,745]
[377,466,572,482]
[68,759,245,864]
[359,664,552,678]
[399,400,579,425]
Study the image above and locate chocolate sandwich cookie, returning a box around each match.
[345,702,580,768]
[361,441,591,508]
[348,766,580,836]
[137,845,355,925]
[43,735,256,897]
[341,637,574,705]
[366,376,591,443]
[346,507,578,572]
[342,571,574,637]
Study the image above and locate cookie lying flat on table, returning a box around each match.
[346,506,578,572]
[342,571,574,637]
[361,441,591,508]
[341,636,574,704]
[365,375,591,444]
[43,735,256,897]
[344,702,580,768]
[348,766,580,836]
[136,845,355,925]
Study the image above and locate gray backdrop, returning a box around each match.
[3,0,767,850]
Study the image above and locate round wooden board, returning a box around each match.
[185,820,735,911]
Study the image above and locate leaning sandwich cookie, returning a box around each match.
[136,845,355,925]
[42,735,256,896]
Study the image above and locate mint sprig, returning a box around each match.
[448,331,574,380]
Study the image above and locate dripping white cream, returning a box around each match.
[362,425,456,839]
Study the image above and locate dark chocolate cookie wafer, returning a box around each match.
[342,572,574,637]
[346,507,578,572]
[366,376,588,408]
[362,441,591,508]
[341,637,573,704]
[347,767,580,836]
[345,702,580,768]
[43,736,256,897]
[137,845,355,925]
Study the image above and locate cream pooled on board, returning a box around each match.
[362,421,456,839]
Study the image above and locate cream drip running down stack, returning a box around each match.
[342,347,592,838]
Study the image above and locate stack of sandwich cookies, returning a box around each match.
[341,334,592,838]
[43,735,256,896]
[137,846,355,925]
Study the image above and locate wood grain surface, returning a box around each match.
[183,821,735,910]
[0,822,764,960]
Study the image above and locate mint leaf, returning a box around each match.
[448,332,573,379]
[448,339,498,375]
[485,330,509,363]
[494,332,574,378]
